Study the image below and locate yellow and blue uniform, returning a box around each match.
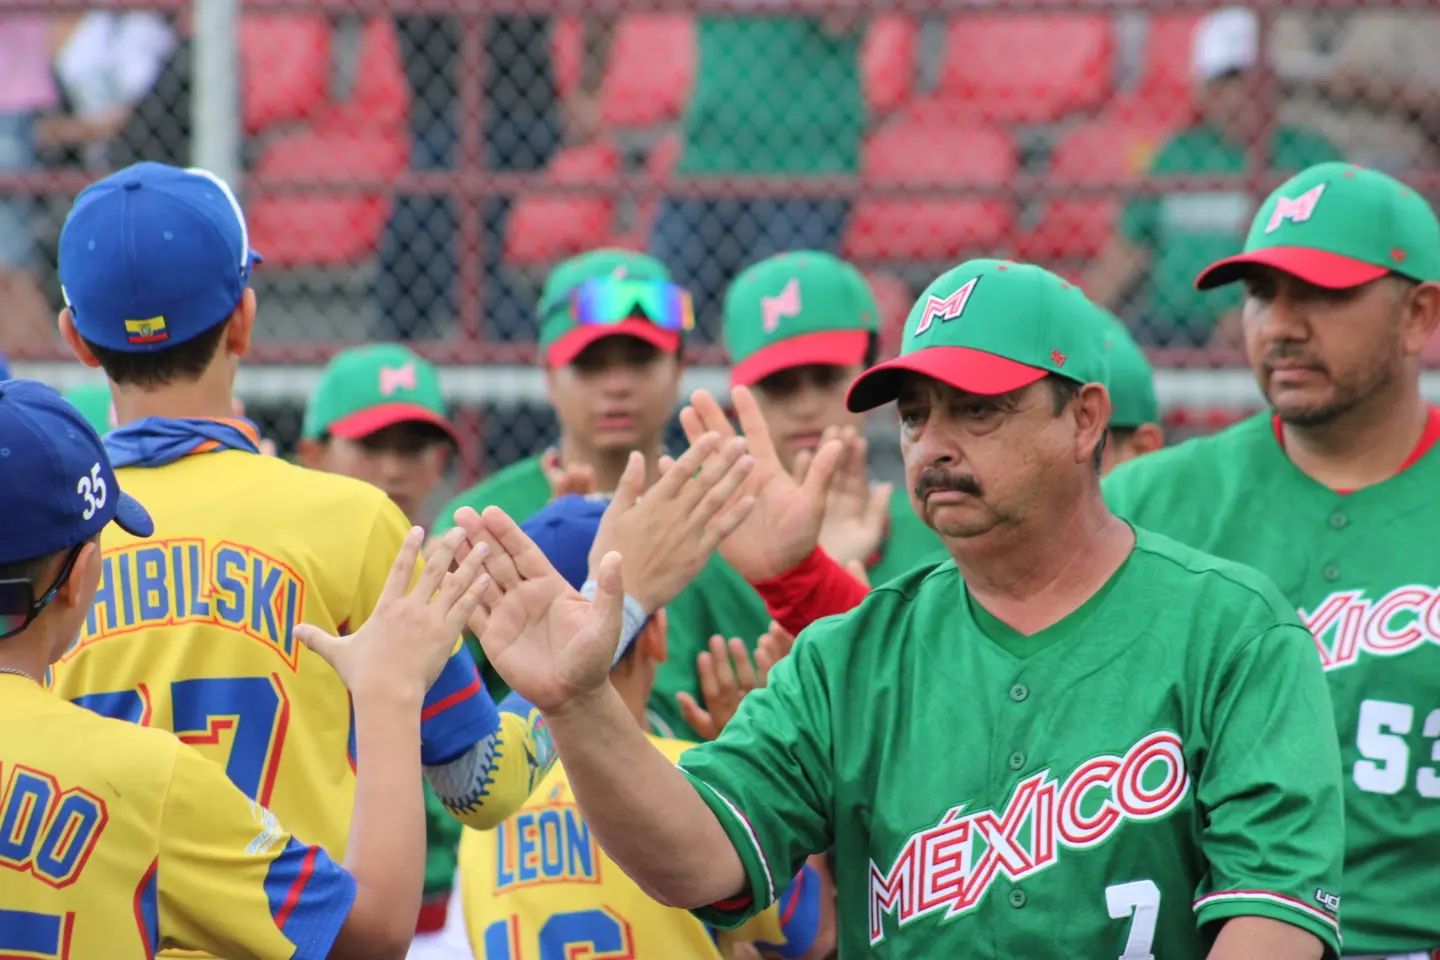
[49,429,544,855]
[454,735,822,959]
[0,675,354,959]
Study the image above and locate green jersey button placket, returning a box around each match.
[1008,888,1028,909]
[1322,563,1341,582]
[1007,751,1026,771]
[1009,683,1030,702]
[1328,510,1348,530]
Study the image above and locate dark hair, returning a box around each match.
[863,333,880,368]
[1109,426,1137,448]
[83,318,229,388]
[1044,374,1106,472]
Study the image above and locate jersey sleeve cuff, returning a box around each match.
[680,767,777,930]
[1194,890,1341,959]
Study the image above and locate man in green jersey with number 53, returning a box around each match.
[463,259,1346,958]
[1107,162,1440,959]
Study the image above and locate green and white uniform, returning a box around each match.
[1107,163,1440,956]
[679,260,1346,957]
[680,533,1344,956]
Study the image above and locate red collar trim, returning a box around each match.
[1271,405,1440,494]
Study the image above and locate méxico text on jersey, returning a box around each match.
[867,731,1189,945]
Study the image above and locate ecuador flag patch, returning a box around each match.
[124,316,169,345]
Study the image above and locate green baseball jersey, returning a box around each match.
[434,454,552,537]
[679,528,1344,957]
[869,486,949,587]
[651,552,774,740]
[1105,413,1440,954]
[679,17,864,176]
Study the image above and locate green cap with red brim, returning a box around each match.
[846,260,1110,412]
[1196,162,1440,291]
[722,250,879,388]
[302,343,458,444]
[537,249,685,367]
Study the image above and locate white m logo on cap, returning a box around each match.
[914,277,980,336]
[1265,183,1326,234]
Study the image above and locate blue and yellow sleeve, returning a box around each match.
[425,692,557,830]
[157,745,356,959]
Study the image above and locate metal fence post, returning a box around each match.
[191,0,242,187]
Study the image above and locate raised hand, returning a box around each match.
[588,432,756,612]
[680,386,844,583]
[296,526,488,701]
[455,506,625,714]
[543,449,598,500]
[675,635,762,741]
[754,620,797,685]
[796,427,893,568]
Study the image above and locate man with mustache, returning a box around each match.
[460,259,1347,958]
[1106,162,1440,960]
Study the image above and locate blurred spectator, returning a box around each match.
[0,13,59,353]
[41,12,177,170]
[650,15,866,336]
[376,16,610,340]
[1085,9,1340,347]
[1273,11,1440,174]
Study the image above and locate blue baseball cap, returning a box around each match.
[0,380,153,564]
[520,494,649,660]
[58,162,263,353]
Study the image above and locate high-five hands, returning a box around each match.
[588,432,756,613]
[296,526,488,700]
[680,386,846,583]
[452,507,625,714]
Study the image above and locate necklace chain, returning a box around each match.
[0,665,38,683]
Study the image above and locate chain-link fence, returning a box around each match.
[4,0,1440,495]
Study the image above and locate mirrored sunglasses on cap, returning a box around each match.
[0,542,85,641]
[570,277,695,332]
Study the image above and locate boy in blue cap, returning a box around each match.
[49,163,553,860]
[0,379,489,958]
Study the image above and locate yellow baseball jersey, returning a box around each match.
[47,449,506,856]
[0,675,354,959]
[456,735,790,959]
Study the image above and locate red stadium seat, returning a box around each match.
[239,15,331,135]
[844,106,1016,262]
[606,133,682,252]
[246,17,409,268]
[863,16,918,115]
[933,15,1113,123]
[1132,14,1202,115]
[1015,114,1178,261]
[553,16,696,130]
[342,17,408,129]
[505,141,622,267]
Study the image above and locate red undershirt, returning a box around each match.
[1270,404,1440,494]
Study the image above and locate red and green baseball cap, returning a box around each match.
[302,344,457,443]
[846,260,1110,412]
[722,251,879,388]
[537,249,690,367]
[1196,162,1440,290]
[1098,312,1159,429]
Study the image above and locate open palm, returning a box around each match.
[455,506,624,713]
[680,386,844,582]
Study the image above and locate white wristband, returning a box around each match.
[579,580,650,665]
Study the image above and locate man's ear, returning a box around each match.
[225,288,258,359]
[642,608,668,665]
[1402,281,1440,356]
[58,309,102,368]
[297,438,327,470]
[1074,383,1113,466]
[1129,422,1165,458]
